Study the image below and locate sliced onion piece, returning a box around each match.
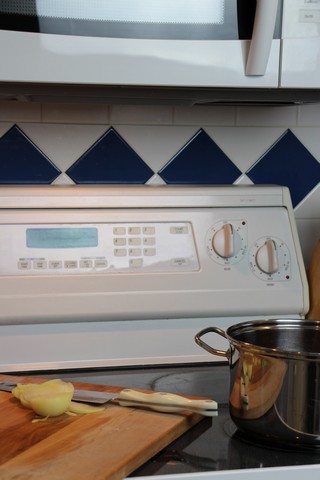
[68,401,105,415]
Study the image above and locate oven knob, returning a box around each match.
[255,239,279,274]
[212,223,235,258]
[206,220,247,265]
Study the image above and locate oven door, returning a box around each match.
[0,0,281,87]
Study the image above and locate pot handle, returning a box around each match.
[195,327,229,358]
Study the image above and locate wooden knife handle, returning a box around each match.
[117,389,218,416]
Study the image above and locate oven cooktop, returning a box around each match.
[27,363,320,478]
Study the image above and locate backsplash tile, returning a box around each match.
[66,127,154,184]
[110,105,173,125]
[174,105,235,125]
[158,128,242,184]
[236,105,298,127]
[0,125,61,184]
[42,103,109,124]
[0,102,319,266]
[246,129,320,208]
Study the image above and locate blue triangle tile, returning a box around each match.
[158,129,242,184]
[66,127,154,184]
[0,125,61,184]
[246,129,320,208]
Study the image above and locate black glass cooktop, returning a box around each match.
[22,363,320,476]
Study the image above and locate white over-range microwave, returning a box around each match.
[0,0,320,105]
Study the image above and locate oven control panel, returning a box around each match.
[0,185,309,325]
[0,222,199,276]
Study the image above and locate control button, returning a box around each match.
[114,238,126,246]
[143,237,155,246]
[114,249,127,257]
[299,10,320,22]
[143,248,156,256]
[64,260,78,269]
[113,227,126,235]
[128,227,141,235]
[49,261,63,269]
[172,258,189,267]
[170,226,188,234]
[18,260,31,270]
[128,237,141,246]
[129,248,142,256]
[130,258,143,268]
[33,260,47,269]
[80,260,93,268]
[95,259,108,268]
[143,226,155,235]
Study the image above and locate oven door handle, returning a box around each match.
[245,0,278,76]
[195,327,229,358]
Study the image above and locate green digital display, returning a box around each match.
[26,227,98,249]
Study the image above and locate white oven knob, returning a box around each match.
[212,223,235,258]
[206,220,247,265]
[255,239,279,274]
[249,236,291,281]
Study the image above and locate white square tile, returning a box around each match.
[174,106,236,126]
[0,122,14,136]
[290,127,320,159]
[236,105,298,126]
[294,182,320,219]
[298,104,320,126]
[146,174,166,185]
[110,105,173,125]
[52,174,75,185]
[18,123,109,172]
[115,125,198,173]
[0,101,41,122]
[233,174,254,185]
[42,103,109,124]
[203,127,286,173]
[296,218,320,268]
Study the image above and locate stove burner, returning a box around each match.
[224,418,320,453]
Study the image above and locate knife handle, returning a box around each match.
[117,389,218,417]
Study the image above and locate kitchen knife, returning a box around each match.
[0,381,218,417]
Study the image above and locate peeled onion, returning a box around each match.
[12,379,104,420]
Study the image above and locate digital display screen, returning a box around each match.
[26,228,98,249]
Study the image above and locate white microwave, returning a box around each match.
[0,0,319,104]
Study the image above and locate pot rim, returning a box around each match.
[225,318,320,361]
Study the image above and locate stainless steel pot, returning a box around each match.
[195,319,320,448]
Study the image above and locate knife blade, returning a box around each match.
[0,381,218,417]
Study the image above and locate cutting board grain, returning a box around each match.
[0,374,205,480]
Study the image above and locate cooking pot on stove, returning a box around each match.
[195,319,320,449]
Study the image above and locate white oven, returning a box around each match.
[0,185,308,372]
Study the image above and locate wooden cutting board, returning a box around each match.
[0,374,205,480]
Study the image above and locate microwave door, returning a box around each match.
[280,0,320,88]
[0,0,280,88]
